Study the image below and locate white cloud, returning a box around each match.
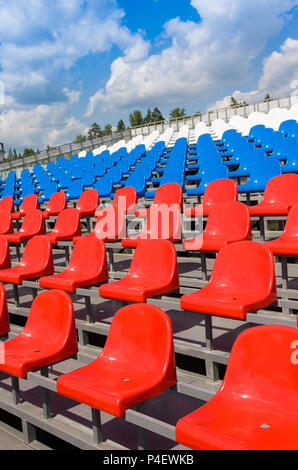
[259,37,298,97]
[0,89,88,150]
[0,0,146,101]
[86,0,297,113]
[207,37,298,110]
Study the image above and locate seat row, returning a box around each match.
[0,286,296,450]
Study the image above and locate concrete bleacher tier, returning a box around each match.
[0,110,297,450]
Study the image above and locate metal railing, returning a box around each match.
[0,94,296,178]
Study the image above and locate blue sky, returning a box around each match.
[0,0,298,151]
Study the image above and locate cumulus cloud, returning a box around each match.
[86,0,297,113]
[0,89,88,150]
[0,0,146,104]
[208,37,298,110]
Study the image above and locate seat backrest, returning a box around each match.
[67,238,108,277]
[52,208,81,236]
[0,237,11,269]
[19,209,45,235]
[19,194,39,213]
[219,324,298,409]
[261,173,298,206]
[20,236,54,271]
[205,201,251,241]
[145,203,182,241]
[0,212,13,235]
[203,179,237,205]
[112,186,137,213]
[152,183,183,211]
[128,239,179,284]
[76,189,99,213]
[20,290,77,352]
[0,282,9,336]
[282,203,298,238]
[46,192,67,212]
[209,241,276,297]
[0,196,14,213]
[102,303,176,378]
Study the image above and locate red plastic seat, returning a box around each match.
[0,290,77,378]
[122,203,181,248]
[0,238,11,270]
[136,183,183,217]
[264,203,298,255]
[0,196,14,213]
[180,241,277,320]
[183,201,251,251]
[99,240,179,302]
[12,194,39,220]
[0,283,9,336]
[42,192,67,219]
[74,187,137,244]
[39,238,108,292]
[185,179,237,217]
[176,324,298,450]
[248,173,298,216]
[76,189,99,216]
[95,186,137,218]
[4,209,45,243]
[56,303,176,417]
[0,236,54,284]
[0,212,13,235]
[41,208,81,244]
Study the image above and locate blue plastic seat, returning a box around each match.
[237,160,282,193]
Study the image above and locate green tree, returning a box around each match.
[117,119,126,131]
[151,107,164,122]
[129,110,143,127]
[264,93,273,102]
[23,148,35,156]
[88,122,102,139]
[74,134,87,144]
[230,97,239,108]
[143,108,152,124]
[103,124,112,135]
[6,148,13,160]
[169,107,186,119]
[13,149,18,159]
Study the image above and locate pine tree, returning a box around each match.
[152,107,164,122]
[117,119,126,131]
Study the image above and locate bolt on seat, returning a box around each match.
[56,303,176,417]
[176,324,298,450]
[39,238,108,292]
[183,201,251,251]
[99,239,179,303]
[0,290,78,378]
